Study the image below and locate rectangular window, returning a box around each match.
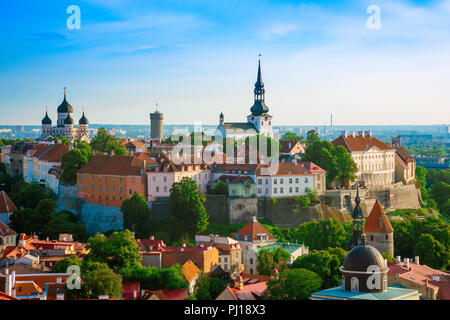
[305,178,308,183]
[289,178,292,184]
[152,176,156,182]
[280,179,284,184]
[164,186,167,192]
[274,179,277,185]
[156,186,159,192]
[295,178,299,183]
[163,176,167,183]
[258,179,262,185]
[258,188,262,194]
[295,187,299,193]
[274,188,277,194]
[289,187,292,193]
[280,188,284,194]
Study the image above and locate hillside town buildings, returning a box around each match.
[332,131,396,188]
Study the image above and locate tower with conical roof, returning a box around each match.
[348,187,365,250]
[246,57,273,138]
[364,200,394,257]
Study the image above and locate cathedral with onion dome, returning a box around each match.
[40,88,90,142]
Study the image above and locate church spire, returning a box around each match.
[250,55,269,116]
[348,185,365,250]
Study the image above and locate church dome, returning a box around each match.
[342,241,387,272]
[41,111,52,125]
[64,114,74,125]
[57,88,74,114]
[79,112,89,125]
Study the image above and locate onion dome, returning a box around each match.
[342,234,387,272]
[57,87,74,113]
[64,114,74,125]
[78,112,89,125]
[41,111,52,125]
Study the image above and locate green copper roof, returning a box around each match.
[310,285,421,300]
[254,243,307,255]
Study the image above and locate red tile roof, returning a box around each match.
[40,144,68,163]
[77,154,146,176]
[137,238,166,252]
[388,262,450,300]
[0,220,16,237]
[0,191,17,214]
[233,219,275,241]
[332,135,393,152]
[395,146,415,164]
[364,201,394,233]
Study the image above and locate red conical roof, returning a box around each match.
[364,201,394,233]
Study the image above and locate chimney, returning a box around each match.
[414,256,419,265]
[98,295,109,300]
[56,277,62,284]
[182,243,186,247]
[365,131,372,137]
[150,235,154,240]
[341,130,348,137]
[425,279,429,286]
[46,237,49,242]
[57,139,62,144]
[403,258,409,268]
[292,159,297,165]
[351,131,356,138]
[359,131,365,137]
[396,256,401,263]
[108,150,115,157]
[288,142,291,149]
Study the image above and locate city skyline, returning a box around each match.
[1,0,450,126]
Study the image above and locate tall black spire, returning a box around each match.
[250,56,269,116]
[348,186,365,250]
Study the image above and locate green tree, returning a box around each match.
[53,254,82,273]
[210,180,228,195]
[257,248,275,275]
[273,247,291,265]
[83,268,123,299]
[54,136,70,146]
[60,147,92,185]
[263,268,322,300]
[280,132,305,143]
[294,219,349,250]
[90,127,128,155]
[381,252,396,263]
[8,208,34,234]
[120,264,188,291]
[13,182,56,209]
[413,234,449,270]
[169,177,208,238]
[209,277,226,299]
[430,182,450,214]
[86,230,142,271]
[121,192,152,238]
[292,248,346,289]
[333,145,358,186]
[43,210,90,242]
[194,272,211,300]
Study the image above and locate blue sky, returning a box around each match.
[0,0,449,125]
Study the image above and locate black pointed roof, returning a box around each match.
[57,88,74,114]
[79,112,89,125]
[41,111,52,125]
[64,114,74,125]
[250,60,269,117]
[352,187,364,219]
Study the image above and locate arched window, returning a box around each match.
[351,277,359,292]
